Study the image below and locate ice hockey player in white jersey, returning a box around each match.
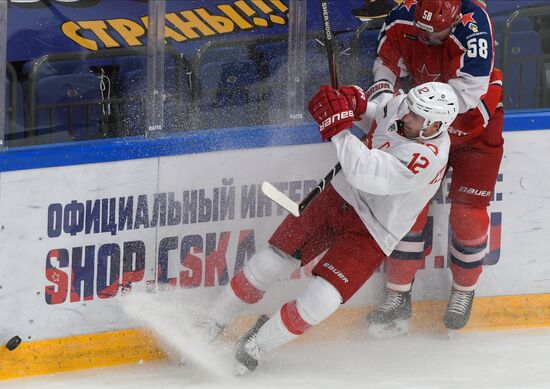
[201,81,458,375]
[331,82,454,256]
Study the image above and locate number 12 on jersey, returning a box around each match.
[407,152,430,174]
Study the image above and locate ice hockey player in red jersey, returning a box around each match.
[365,0,504,336]
[201,81,458,374]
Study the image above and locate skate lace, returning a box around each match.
[448,291,472,314]
[378,291,405,312]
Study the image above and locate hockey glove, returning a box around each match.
[307,85,355,142]
[338,85,368,120]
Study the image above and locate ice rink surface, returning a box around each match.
[2,327,549,389]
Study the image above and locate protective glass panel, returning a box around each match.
[4,0,550,149]
[6,0,152,146]
[488,1,550,109]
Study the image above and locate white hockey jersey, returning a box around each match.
[331,94,450,256]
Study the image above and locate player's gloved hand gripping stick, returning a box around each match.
[262,0,343,217]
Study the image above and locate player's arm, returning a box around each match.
[349,80,395,134]
[373,6,411,85]
[450,68,503,143]
[306,86,445,195]
[448,10,495,112]
[331,133,443,195]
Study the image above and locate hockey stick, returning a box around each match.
[261,0,342,217]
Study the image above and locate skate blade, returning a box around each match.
[368,319,409,339]
[444,329,460,340]
[233,362,252,376]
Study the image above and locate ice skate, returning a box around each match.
[197,318,226,344]
[444,288,475,331]
[367,289,412,338]
[234,314,270,375]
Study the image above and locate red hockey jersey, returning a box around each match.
[373,0,502,144]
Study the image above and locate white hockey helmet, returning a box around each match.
[405,82,459,139]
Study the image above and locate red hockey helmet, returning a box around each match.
[414,0,461,33]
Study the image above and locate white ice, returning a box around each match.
[2,327,549,389]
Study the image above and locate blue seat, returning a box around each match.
[255,39,288,82]
[198,59,262,129]
[251,34,354,123]
[118,66,186,134]
[495,30,542,109]
[22,59,90,78]
[487,2,548,109]
[25,57,114,144]
[250,38,290,122]
[492,14,534,34]
[112,55,148,74]
[35,73,102,143]
[115,54,190,134]
[194,44,263,129]
[337,29,379,89]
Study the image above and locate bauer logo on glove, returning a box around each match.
[307,85,356,142]
[319,109,354,132]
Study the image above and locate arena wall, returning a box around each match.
[0,127,549,379]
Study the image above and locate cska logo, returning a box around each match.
[461,12,476,26]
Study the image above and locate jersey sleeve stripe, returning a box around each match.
[479,100,491,127]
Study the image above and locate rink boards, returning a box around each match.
[1,129,549,378]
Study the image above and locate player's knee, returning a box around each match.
[243,246,299,291]
[450,203,489,243]
[296,277,343,326]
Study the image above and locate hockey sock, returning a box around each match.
[449,204,489,290]
[386,232,425,292]
[209,246,298,325]
[256,277,342,352]
[385,206,429,291]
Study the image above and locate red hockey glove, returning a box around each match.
[338,85,368,119]
[307,85,355,142]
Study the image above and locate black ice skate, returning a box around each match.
[367,289,412,338]
[444,288,475,330]
[234,314,270,375]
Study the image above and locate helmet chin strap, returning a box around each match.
[419,128,438,140]
[419,122,444,140]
